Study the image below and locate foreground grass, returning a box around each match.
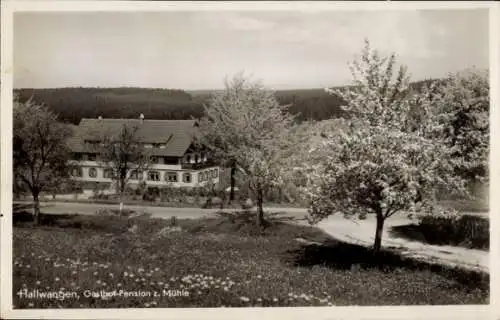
[13,211,488,308]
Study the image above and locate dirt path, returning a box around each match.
[14,201,489,272]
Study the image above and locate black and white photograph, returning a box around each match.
[1,1,498,319]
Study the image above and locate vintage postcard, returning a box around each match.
[1,1,498,319]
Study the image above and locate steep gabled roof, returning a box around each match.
[68,118,200,157]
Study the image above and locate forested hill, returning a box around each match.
[14,79,441,125]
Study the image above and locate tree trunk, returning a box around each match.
[119,179,125,216]
[256,188,264,227]
[373,213,385,257]
[33,192,41,225]
[229,163,236,202]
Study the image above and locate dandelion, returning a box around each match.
[240,296,250,302]
[257,298,262,302]
[257,275,262,279]
[55,277,60,282]
[129,274,135,278]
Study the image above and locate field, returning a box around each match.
[13,210,489,308]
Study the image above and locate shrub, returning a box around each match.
[417,214,489,250]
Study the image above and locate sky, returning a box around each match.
[13,9,489,90]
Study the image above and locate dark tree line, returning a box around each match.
[14,79,442,125]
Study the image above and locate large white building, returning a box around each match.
[67,116,220,188]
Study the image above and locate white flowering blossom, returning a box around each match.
[302,40,469,254]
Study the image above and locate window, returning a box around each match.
[104,168,114,179]
[130,170,143,180]
[88,168,97,178]
[186,155,191,163]
[164,157,179,165]
[183,172,191,183]
[165,172,178,182]
[199,172,205,182]
[159,144,166,149]
[88,153,97,161]
[71,167,83,177]
[195,154,199,163]
[144,144,153,148]
[73,153,82,161]
[211,168,218,179]
[148,171,160,181]
[150,156,158,164]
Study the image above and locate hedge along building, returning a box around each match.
[67,115,220,189]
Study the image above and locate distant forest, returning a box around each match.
[14,79,440,125]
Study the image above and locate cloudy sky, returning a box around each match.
[14,9,489,90]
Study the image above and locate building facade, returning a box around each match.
[67,116,220,189]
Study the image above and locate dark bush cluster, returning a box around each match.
[417,214,489,250]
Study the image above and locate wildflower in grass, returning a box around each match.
[71,282,76,287]
[129,274,135,278]
[92,262,97,266]
[273,298,278,302]
[109,273,114,278]
[124,272,128,277]
[155,268,160,272]
[55,277,60,282]
[96,280,101,284]
[26,265,31,268]
[223,287,229,292]
[117,283,122,287]
[28,302,34,307]
[158,282,164,286]
[257,275,262,279]
[138,268,144,273]
[197,291,202,295]
[35,281,41,285]
[93,271,98,276]
[240,296,250,302]
[72,271,77,275]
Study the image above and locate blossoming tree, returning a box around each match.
[199,73,304,226]
[304,40,468,256]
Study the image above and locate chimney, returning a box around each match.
[139,113,144,124]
